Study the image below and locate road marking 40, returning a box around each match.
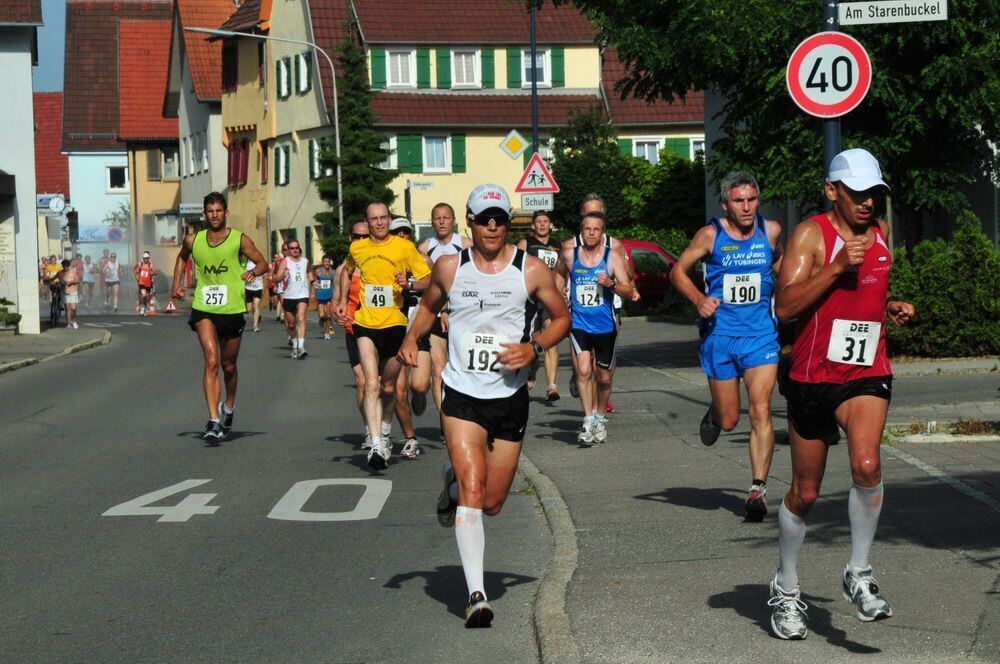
[102,479,392,523]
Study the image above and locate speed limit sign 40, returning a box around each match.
[787,32,872,118]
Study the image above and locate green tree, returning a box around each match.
[102,201,130,228]
[627,151,706,238]
[315,20,396,257]
[569,0,1000,242]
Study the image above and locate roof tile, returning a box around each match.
[0,0,42,24]
[176,0,233,101]
[602,47,703,126]
[371,92,603,128]
[218,0,261,32]
[119,19,178,140]
[34,92,69,197]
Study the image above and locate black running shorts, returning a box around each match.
[353,324,406,363]
[188,309,246,340]
[345,332,360,368]
[442,384,529,443]
[244,288,263,304]
[785,375,892,442]
[570,328,618,370]
[430,315,448,340]
[282,297,308,313]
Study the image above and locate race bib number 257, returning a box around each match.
[201,285,228,307]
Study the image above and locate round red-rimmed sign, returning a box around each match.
[786,32,872,118]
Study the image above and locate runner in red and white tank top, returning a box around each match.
[789,213,893,383]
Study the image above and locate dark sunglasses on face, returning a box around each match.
[472,213,510,227]
[288,246,301,251]
[351,233,369,240]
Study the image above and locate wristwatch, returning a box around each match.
[531,340,545,358]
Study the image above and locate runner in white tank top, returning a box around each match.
[271,243,313,358]
[398,184,570,629]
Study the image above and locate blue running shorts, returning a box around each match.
[699,333,779,381]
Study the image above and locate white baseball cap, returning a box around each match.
[827,148,890,192]
[466,183,512,219]
[389,217,412,232]
[142,251,150,258]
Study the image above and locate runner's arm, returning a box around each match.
[397,256,456,366]
[239,235,269,283]
[171,233,196,299]
[767,220,785,275]
[775,220,843,320]
[600,253,634,299]
[498,256,570,371]
[669,225,715,311]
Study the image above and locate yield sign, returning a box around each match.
[515,153,560,194]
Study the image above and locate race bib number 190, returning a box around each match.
[827,319,881,366]
[723,273,761,305]
[462,332,504,373]
[201,285,228,307]
[365,285,393,308]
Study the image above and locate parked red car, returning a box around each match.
[620,239,705,306]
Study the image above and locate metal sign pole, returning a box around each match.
[529,4,540,159]
[824,0,841,210]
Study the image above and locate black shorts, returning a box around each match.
[442,384,530,443]
[353,324,406,363]
[416,332,430,353]
[138,284,152,294]
[430,315,448,340]
[785,375,892,442]
[283,297,308,313]
[245,289,263,304]
[345,332,360,368]
[188,310,246,340]
[532,307,551,334]
[570,329,618,370]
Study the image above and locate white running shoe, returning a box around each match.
[400,438,421,458]
[577,416,594,445]
[361,432,373,450]
[592,414,608,444]
[367,438,390,470]
[768,577,808,640]
[323,332,330,340]
[291,347,299,359]
[842,566,893,621]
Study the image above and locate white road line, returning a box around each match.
[84,322,121,328]
[885,445,1000,514]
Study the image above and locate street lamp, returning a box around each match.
[185,27,344,229]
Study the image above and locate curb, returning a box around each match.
[0,357,39,375]
[518,452,581,664]
[38,330,113,363]
[888,434,1000,444]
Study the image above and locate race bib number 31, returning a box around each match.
[462,332,504,373]
[201,285,228,307]
[576,284,604,307]
[723,272,761,305]
[827,319,881,366]
[365,284,393,308]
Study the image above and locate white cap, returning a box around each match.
[142,251,150,258]
[389,217,412,232]
[827,148,889,192]
[466,183,512,219]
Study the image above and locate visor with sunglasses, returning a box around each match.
[472,211,511,226]
[350,233,370,240]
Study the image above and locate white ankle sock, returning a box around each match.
[296,338,304,349]
[848,482,883,570]
[777,502,806,590]
[454,506,485,598]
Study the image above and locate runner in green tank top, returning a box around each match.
[172,192,269,442]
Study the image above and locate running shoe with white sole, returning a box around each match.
[411,390,427,416]
[699,406,721,446]
[745,483,767,522]
[577,417,594,445]
[437,464,457,527]
[217,402,234,432]
[545,384,560,402]
[592,415,608,444]
[291,348,299,359]
[400,438,421,458]
[367,438,390,470]
[768,577,808,640]
[298,349,308,360]
[605,399,616,414]
[361,432,373,450]
[842,566,893,621]
[569,375,579,398]
[203,420,224,443]
[323,332,330,340]
[465,591,493,628]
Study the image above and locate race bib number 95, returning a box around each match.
[723,273,761,305]
[365,284,393,309]
[827,319,881,366]
[201,285,228,307]
[462,332,504,373]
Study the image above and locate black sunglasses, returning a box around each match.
[287,245,301,250]
[472,212,511,227]
[350,233,370,240]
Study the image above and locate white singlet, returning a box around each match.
[245,260,264,291]
[282,256,310,299]
[425,232,465,264]
[442,248,537,398]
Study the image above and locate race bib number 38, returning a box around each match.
[462,332,504,373]
[723,272,761,305]
[364,284,393,308]
[827,319,881,366]
[575,284,604,307]
[201,285,228,307]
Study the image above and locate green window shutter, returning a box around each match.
[271,230,278,257]
[305,227,314,263]
[283,57,292,97]
[481,49,495,89]
[371,48,386,89]
[436,48,451,89]
[523,140,534,168]
[301,51,313,93]
[451,134,466,173]
[287,228,298,241]
[416,48,431,88]
[618,138,633,156]
[397,134,423,174]
[294,53,301,91]
[506,48,521,88]
[283,146,290,184]
[551,47,565,87]
[665,137,689,160]
[274,144,281,182]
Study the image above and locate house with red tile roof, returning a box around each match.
[0,0,43,333]
[34,92,69,200]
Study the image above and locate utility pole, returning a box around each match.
[529,3,540,159]
[823,0,841,210]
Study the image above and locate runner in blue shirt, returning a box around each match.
[314,253,336,340]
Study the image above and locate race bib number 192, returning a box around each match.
[365,285,393,308]
[462,332,504,373]
[827,319,881,366]
[201,285,228,307]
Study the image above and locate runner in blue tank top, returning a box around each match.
[558,210,633,445]
[313,253,336,340]
[670,171,784,521]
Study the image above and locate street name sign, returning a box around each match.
[786,32,872,118]
[521,194,553,211]
[839,0,947,25]
[515,153,559,193]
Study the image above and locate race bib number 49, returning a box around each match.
[827,319,881,366]
[462,332,504,373]
[575,284,604,308]
[723,272,761,305]
[364,284,393,308]
[201,285,228,307]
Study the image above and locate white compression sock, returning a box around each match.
[776,502,806,590]
[381,421,392,436]
[454,506,485,598]
[296,337,305,350]
[848,482,884,570]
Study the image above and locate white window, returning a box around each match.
[163,148,179,179]
[387,49,416,88]
[451,49,480,88]
[296,52,313,94]
[633,137,664,165]
[201,132,209,172]
[379,136,397,170]
[276,145,290,186]
[690,136,706,160]
[180,138,188,177]
[309,139,322,180]
[107,166,129,193]
[423,136,450,173]
[522,48,550,88]
[187,135,196,174]
[277,57,291,99]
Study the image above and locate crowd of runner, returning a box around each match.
[171,147,915,637]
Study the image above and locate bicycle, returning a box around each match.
[49,280,63,329]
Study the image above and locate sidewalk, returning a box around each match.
[0,326,110,374]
